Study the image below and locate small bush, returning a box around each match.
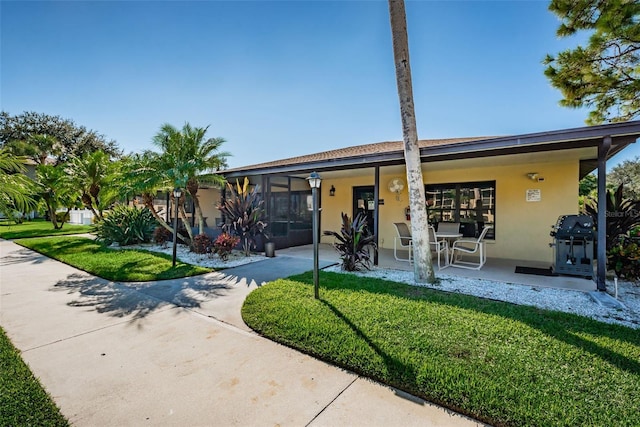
[193,233,212,254]
[212,233,240,261]
[608,236,640,281]
[94,205,157,246]
[153,226,172,247]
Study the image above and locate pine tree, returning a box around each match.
[544,0,640,124]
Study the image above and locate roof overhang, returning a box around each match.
[223,120,640,179]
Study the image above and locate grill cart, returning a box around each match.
[550,215,595,278]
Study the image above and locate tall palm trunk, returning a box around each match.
[186,178,206,234]
[178,203,195,247]
[142,193,173,233]
[45,197,60,230]
[141,192,190,246]
[388,0,435,283]
[81,193,101,221]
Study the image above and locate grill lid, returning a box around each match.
[550,215,595,238]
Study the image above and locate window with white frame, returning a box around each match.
[425,181,495,239]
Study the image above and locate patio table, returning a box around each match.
[434,232,462,268]
[435,232,462,241]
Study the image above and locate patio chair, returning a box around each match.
[393,222,413,264]
[428,225,449,269]
[449,226,492,270]
[437,222,460,234]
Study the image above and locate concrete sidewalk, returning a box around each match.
[0,239,485,426]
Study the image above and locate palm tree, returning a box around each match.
[0,149,37,220]
[35,164,79,229]
[119,152,180,235]
[67,150,115,220]
[388,0,435,283]
[152,123,229,236]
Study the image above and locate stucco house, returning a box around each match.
[198,120,640,288]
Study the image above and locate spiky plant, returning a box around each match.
[323,212,377,272]
[94,205,157,246]
[217,177,268,256]
[585,184,640,251]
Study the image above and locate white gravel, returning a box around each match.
[325,265,640,330]
[115,242,267,269]
[118,242,640,330]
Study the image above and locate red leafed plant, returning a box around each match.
[213,233,240,261]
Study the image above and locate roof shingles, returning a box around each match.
[224,137,488,173]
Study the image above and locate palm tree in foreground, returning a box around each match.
[0,149,37,220]
[388,0,435,283]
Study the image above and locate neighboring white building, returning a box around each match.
[67,209,95,225]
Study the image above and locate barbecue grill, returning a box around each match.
[550,215,595,278]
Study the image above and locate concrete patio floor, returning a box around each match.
[278,243,597,293]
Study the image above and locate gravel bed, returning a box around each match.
[325,265,640,330]
[114,242,266,269]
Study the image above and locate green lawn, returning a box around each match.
[242,271,640,427]
[0,219,93,239]
[0,327,68,426]
[16,236,211,281]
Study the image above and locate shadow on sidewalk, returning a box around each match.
[51,272,234,322]
[0,247,49,266]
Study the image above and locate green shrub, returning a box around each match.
[608,236,640,281]
[153,226,172,247]
[212,233,240,261]
[323,212,377,271]
[629,225,640,238]
[94,205,157,246]
[193,233,212,254]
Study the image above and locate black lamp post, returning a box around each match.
[306,172,321,299]
[172,188,182,267]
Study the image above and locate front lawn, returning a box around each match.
[16,236,211,281]
[0,327,68,426]
[242,271,640,427]
[0,219,92,239]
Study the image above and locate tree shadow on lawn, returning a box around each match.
[51,271,234,323]
[320,299,418,389]
[308,271,640,378]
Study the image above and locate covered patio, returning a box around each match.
[218,120,640,293]
[277,243,598,293]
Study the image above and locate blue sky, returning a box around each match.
[1,0,636,169]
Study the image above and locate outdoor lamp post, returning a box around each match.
[172,188,182,267]
[306,172,321,299]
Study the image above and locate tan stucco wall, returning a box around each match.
[319,159,580,263]
[319,174,377,243]
[198,188,222,227]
